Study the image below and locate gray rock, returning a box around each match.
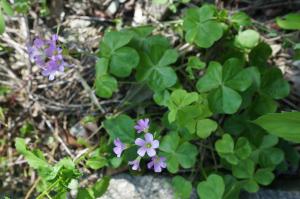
[242,190,300,199]
[101,174,174,199]
[100,174,300,199]
[106,1,119,15]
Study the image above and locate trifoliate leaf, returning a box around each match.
[183,5,223,48]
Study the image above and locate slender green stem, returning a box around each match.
[36,178,61,199]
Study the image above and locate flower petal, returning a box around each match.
[154,164,162,172]
[135,138,145,146]
[147,160,154,169]
[113,147,122,157]
[147,148,156,157]
[144,133,153,142]
[137,147,147,157]
[151,140,159,148]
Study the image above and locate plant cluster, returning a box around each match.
[8,3,300,199]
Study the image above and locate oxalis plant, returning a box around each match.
[15,4,300,199]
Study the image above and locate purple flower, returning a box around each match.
[134,118,150,133]
[147,156,167,173]
[28,34,67,80]
[135,133,159,157]
[113,138,126,157]
[128,158,140,170]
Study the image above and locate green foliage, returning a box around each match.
[17,4,300,198]
[197,174,225,199]
[172,176,192,199]
[235,30,260,49]
[183,4,223,48]
[197,58,252,114]
[254,112,300,143]
[103,114,135,143]
[160,132,198,173]
[276,13,300,30]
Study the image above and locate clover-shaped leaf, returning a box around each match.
[183,5,223,48]
[136,36,178,91]
[254,168,275,186]
[95,75,118,99]
[197,58,252,114]
[95,58,118,98]
[235,30,260,49]
[215,134,238,164]
[196,119,218,139]
[172,176,192,199]
[232,159,255,179]
[231,12,252,27]
[197,174,225,199]
[160,132,198,173]
[260,68,290,99]
[167,89,199,123]
[99,31,139,78]
[186,56,206,79]
[215,134,252,165]
[103,114,135,143]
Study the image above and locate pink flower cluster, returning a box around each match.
[28,34,67,80]
[113,119,166,173]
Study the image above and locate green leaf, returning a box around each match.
[254,112,300,143]
[15,138,50,171]
[243,180,259,193]
[276,13,300,30]
[249,42,272,67]
[197,174,225,199]
[172,176,192,199]
[176,142,198,168]
[147,66,177,91]
[136,37,178,91]
[186,56,206,79]
[110,47,139,77]
[197,61,222,92]
[1,0,14,16]
[260,68,290,99]
[167,89,198,123]
[260,135,278,149]
[258,147,284,167]
[197,58,252,114]
[100,31,133,55]
[235,30,260,49]
[103,114,135,143]
[160,133,198,173]
[95,58,109,77]
[86,156,108,170]
[231,12,251,26]
[235,137,252,160]
[92,176,110,197]
[95,74,118,98]
[232,159,255,179]
[254,169,275,186]
[183,5,223,48]
[0,10,5,34]
[160,132,180,153]
[215,134,234,154]
[76,188,94,199]
[196,119,218,139]
[208,86,242,114]
[153,90,170,106]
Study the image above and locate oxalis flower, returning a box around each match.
[135,133,159,157]
[113,138,126,158]
[134,118,149,133]
[147,156,167,173]
[128,157,141,171]
[28,34,67,80]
